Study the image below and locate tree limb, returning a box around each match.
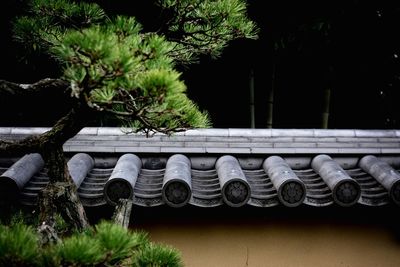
[0,95,93,156]
[0,78,69,98]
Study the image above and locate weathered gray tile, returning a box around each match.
[205,147,251,154]
[184,141,209,147]
[77,127,98,135]
[72,135,119,141]
[355,130,397,137]
[168,131,186,136]
[143,141,185,147]
[267,148,297,154]
[203,142,229,148]
[0,128,11,134]
[160,135,187,142]
[11,127,48,135]
[97,127,125,135]
[251,147,277,154]
[271,129,314,137]
[93,141,139,147]
[251,137,273,142]
[314,129,356,137]
[338,148,381,154]
[317,142,358,148]
[270,137,294,142]
[206,136,249,142]
[190,156,217,170]
[274,142,317,148]
[282,157,312,169]
[4,127,400,158]
[381,148,400,154]
[336,137,378,143]
[378,137,400,142]
[229,128,272,137]
[65,141,96,146]
[161,147,206,153]
[184,128,229,136]
[377,156,400,167]
[118,135,162,141]
[331,157,359,169]
[93,157,118,168]
[295,148,340,154]
[231,142,273,148]
[179,136,208,142]
[68,146,116,153]
[115,146,161,153]
[294,137,336,143]
[359,142,400,148]
[237,157,264,169]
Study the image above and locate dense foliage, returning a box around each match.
[0,0,258,242]
[2,1,400,128]
[0,220,183,267]
[8,0,257,133]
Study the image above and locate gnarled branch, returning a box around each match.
[0,78,69,98]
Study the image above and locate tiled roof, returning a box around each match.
[1,127,400,154]
[1,127,400,209]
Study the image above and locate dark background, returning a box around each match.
[1,0,400,129]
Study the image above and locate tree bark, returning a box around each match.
[0,78,93,241]
[38,146,89,232]
[112,199,133,229]
[35,108,92,240]
[0,78,69,98]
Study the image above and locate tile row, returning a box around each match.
[1,153,399,208]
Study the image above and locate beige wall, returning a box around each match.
[132,206,400,267]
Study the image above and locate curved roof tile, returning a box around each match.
[1,127,400,208]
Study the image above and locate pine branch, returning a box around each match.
[0,136,43,155]
[0,101,93,156]
[0,78,69,98]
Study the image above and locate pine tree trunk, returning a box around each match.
[37,145,89,244]
[0,79,92,242]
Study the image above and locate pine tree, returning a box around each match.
[0,0,257,240]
